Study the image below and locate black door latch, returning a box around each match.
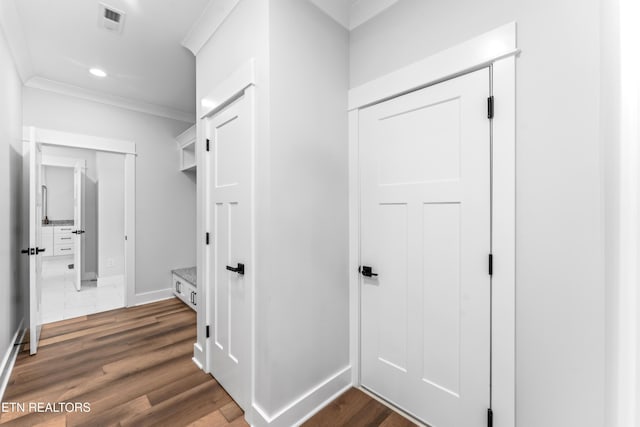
[359,265,378,277]
[226,263,245,275]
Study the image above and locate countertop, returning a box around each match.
[42,220,74,227]
[172,267,196,285]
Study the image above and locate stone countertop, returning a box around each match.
[172,267,196,285]
[42,220,74,227]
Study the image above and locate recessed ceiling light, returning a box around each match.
[89,68,107,78]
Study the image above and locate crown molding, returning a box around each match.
[182,0,240,56]
[25,76,195,124]
[0,0,34,82]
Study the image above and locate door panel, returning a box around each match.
[360,68,491,426]
[206,91,253,412]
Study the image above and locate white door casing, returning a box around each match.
[205,89,254,411]
[73,163,84,291]
[26,134,43,355]
[359,68,491,426]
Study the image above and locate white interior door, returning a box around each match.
[359,68,492,426]
[206,90,254,411]
[25,136,43,355]
[73,164,84,291]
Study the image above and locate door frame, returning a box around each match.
[24,127,137,307]
[348,23,518,427]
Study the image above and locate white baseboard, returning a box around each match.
[0,320,25,402]
[133,288,175,306]
[193,343,206,372]
[97,274,124,287]
[251,366,352,427]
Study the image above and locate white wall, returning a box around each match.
[0,16,24,396]
[263,0,350,414]
[43,165,74,220]
[23,87,197,296]
[350,1,604,426]
[41,145,99,277]
[96,151,125,279]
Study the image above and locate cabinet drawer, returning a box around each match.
[55,234,75,245]
[172,274,196,311]
[54,245,75,256]
[54,226,74,234]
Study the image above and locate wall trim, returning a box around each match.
[25,76,195,124]
[348,23,517,427]
[0,320,25,402]
[181,0,240,56]
[200,59,255,119]
[133,289,174,306]
[348,22,519,111]
[192,343,205,372]
[251,366,352,427]
[24,127,136,155]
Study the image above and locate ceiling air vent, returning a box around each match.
[98,3,126,34]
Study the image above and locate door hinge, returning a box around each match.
[206,138,210,152]
[206,232,210,245]
[488,253,493,276]
[206,325,210,338]
[487,96,494,119]
[488,408,493,427]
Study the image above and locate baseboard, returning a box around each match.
[0,320,25,402]
[133,288,174,306]
[251,366,352,427]
[97,274,124,287]
[193,343,206,372]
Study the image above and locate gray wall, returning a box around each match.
[0,17,24,389]
[43,166,74,220]
[23,87,197,296]
[96,151,125,279]
[350,1,604,426]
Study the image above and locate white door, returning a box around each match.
[205,89,254,410]
[73,164,84,291]
[25,136,43,355]
[360,68,491,426]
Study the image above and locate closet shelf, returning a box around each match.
[176,125,196,172]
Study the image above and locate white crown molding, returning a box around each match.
[0,0,34,82]
[349,0,398,30]
[182,0,240,56]
[25,76,195,124]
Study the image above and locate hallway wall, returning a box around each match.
[350,1,604,426]
[0,15,24,395]
[23,87,197,300]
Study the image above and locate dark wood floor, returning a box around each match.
[0,298,415,427]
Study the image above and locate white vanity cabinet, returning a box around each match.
[41,224,75,257]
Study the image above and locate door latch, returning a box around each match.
[359,265,378,277]
[226,263,245,275]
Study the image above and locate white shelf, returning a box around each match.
[176,125,197,172]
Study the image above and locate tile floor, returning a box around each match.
[41,256,125,324]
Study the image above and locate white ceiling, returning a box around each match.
[7,0,210,122]
[308,0,398,30]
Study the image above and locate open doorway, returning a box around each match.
[39,146,126,323]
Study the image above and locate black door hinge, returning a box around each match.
[488,254,493,276]
[206,139,210,152]
[488,408,493,427]
[206,325,210,338]
[487,96,494,119]
[206,232,210,245]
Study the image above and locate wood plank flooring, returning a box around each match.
[1,298,416,427]
[0,298,247,427]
